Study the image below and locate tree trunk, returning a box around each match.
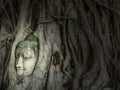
[0,0,120,90]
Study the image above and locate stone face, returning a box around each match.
[15,34,39,76]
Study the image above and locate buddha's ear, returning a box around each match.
[31,41,39,53]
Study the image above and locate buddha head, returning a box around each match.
[15,34,39,76]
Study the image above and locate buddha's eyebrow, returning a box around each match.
[23,52,31,56]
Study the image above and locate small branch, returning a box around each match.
[37,19,53,24]
[55,16,74,20]
[37,16,74,24]
[65,3,74,15]
[96,0,120,14]
[9,1,16,33]
[48,11,74,19]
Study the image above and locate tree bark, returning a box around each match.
[0,0,120,90]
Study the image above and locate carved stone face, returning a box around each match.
[15,35,38,76]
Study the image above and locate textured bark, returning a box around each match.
[0,0,120,90]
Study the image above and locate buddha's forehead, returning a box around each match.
[15,39,38,56]
[17,40,38,48]
[16,45,34,55]
[18,41,31,47]
[16,46,34,54]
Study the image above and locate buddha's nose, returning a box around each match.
[16,56,23,69]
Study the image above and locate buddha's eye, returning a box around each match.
[23,55,32,60]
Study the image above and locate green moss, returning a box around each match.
[15,34,39,57]
[25,34,38,42]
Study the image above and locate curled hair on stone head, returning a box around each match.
[25,34,38,42]
[25,34,39,46]
[16,34,39,57]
